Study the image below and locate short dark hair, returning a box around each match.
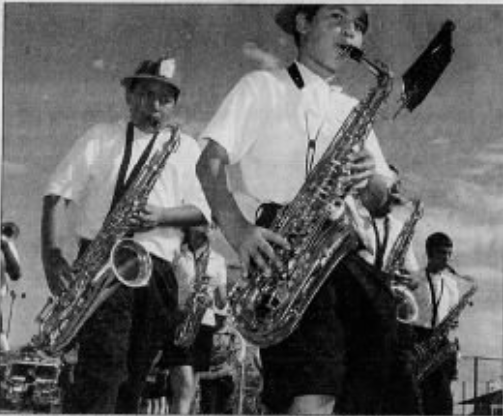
[293,5,323,47]
[291,5,369,47]
[426,232,453,256]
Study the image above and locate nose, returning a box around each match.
[342,21,357,39]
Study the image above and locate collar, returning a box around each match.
[295,61,344,94]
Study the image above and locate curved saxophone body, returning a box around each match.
[33,125,181,356]
[383,199,424,324]
[174,244,212,349]
[230,46,394,348]
[413,273,477,382]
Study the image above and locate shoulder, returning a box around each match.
[235,68,290,95]
[77,120,126,149]
[175,131,202,159]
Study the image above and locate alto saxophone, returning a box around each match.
[33,125,181,356]
[229,46,394,348]
[383,199,424,324]
[413,272,477,382]
[174,242,212,348]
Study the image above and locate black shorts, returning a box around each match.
[260,254,396,413]
[160,322,216,373]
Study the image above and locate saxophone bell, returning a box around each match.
[392,281,419,324]
[110,238,152,288]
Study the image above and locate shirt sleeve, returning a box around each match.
[45,125,101,200]
[200,72,264,165]
[208,251,227,288]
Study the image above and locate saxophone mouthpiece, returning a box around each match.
[338,44,364,62]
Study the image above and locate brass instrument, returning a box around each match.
[33,125,181,356]
[174,242,212,348]
[383,199,424,324]
[229,46,394,348]
[1,222,20,240]
[413,272,477,382]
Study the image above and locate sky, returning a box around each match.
[1,2,502,405]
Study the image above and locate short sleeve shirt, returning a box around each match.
[173,249,227,326]
[46,120,211,262]
[201,62,392,221]
[414,268,460,328]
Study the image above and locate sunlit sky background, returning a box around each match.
[1,2,502,404]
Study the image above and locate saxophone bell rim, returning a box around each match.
[111,238,152,288]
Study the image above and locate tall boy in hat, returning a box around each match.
[197,4,398,414]
[41,56,210,413]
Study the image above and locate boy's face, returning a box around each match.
[428,245,453,271]
[298,5,366,77]
[127,79,177,133]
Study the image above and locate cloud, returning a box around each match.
[2,161,28,175]
[93,59,105,70]
[92,59,118,73]
[242,42,282,70]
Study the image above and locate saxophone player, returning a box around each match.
[412,232,461,415]
[41,56,211,413]
[197,5,397,414]
[1,221,22,351]
[157,225,227,414]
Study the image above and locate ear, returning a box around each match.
[295,12,310,36]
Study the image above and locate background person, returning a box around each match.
[0,221,22,352]
[412,232,461,415]
[159,226,227,414]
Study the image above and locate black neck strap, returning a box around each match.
[372,216,390,271]
[109,122,159,212]
[426,270,444,327]
[287,62,305,90]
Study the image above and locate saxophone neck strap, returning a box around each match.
[426,270,444,327]
[109,122,159,213]
[371,216,390,271]
[287,62,305,90]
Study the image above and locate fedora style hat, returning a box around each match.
[121,57,181,94]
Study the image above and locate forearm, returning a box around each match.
[41,195,64,256]
[158,205,207,228]
[196,140,250,243]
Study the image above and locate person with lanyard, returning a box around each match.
[412,232,460,415]
[196,4,398,414]
[352,166,424,415]
[1,221,22,352]
[158,225,227,414]
[41,56,211,413]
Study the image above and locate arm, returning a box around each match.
[1,238,21,281]
[196,139,289,277]
[41,194,73,296]
[134,204,207,230]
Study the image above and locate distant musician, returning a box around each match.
[413,232,460,415]
[1,222,22,352]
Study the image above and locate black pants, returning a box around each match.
[62,251,177,414]
[199,376,235,414]
[260,254,406,414]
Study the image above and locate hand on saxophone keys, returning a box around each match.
[340,147,376,192]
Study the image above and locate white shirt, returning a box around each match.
[358,213,420,272]
[201,62,392,222]
[173,249,227,327]
[46,120,211,262]
[414,268,460,328]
